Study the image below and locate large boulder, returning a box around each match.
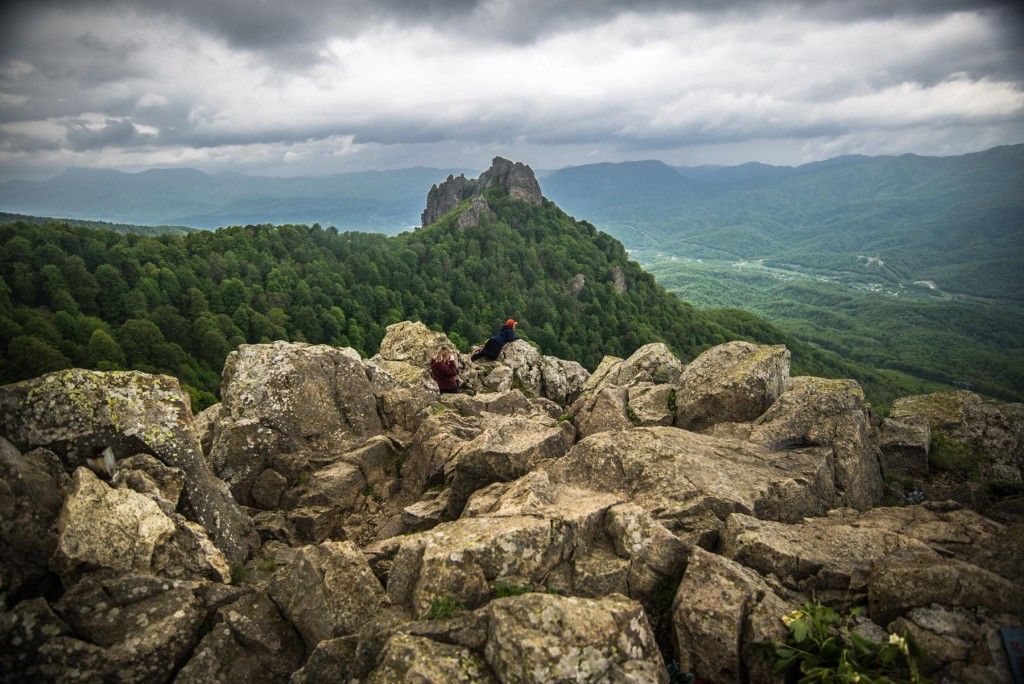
[748,376,884,510]
[367,633,496,683]
[0,437,67,606]
[719,511,938,607]
[267,540,388,650]
[175,592,305,684]
[574,344,683,407]
[539,355,590,405]
[52,467,176,580]
[498,340,544,396]
[570,386,632,438]
[0,369,257,564]
[400,408,575,518]
[36,573,207,683]
[674,341,789,431]
[53,468,229,584]
[889,605,1019,682]
[376,321,458,368]
[1,597,71,680]
[209,342,382,506]
[890,390,1024,481]
[627,384,676,427]
[364,357,439,433]
[547,427,841,545]
[878,414,931,479]
[483,593,667,683]
[386,471,686,621]
[672,546,793,684]
[621,343,685,386]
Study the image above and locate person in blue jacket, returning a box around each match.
[471,319,518,361]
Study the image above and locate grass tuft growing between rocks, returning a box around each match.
[493,581,530,598]
[425,594,463,620]
[929,434,975,476]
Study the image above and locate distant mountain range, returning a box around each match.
[543,144,1024,301]
[0,166,466,233]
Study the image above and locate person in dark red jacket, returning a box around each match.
[471,319,518,361]
[430,346,460,394]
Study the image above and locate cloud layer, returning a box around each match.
[1,1,1022,178]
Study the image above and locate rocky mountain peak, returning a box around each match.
[421,156,543,227]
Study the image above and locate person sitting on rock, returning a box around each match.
[471,319,518,362]
[430,346,460,394]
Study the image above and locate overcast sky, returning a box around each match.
[0,0,1022,180]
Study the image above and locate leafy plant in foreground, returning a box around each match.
[760,602,926,683]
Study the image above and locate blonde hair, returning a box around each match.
[432,346,455,362]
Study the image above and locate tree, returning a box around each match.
[7,335,71,378]
[86,328,126,369]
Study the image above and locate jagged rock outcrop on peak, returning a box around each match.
[267,540,388,651]
[0,368,257,564]
[612,264,628,294]
[421,156,542,227]
[890,389,1024,481]
[208,341,382,506]
[455,195,492,229]
[746,376,884,510]
[674,341,789,431]
[478,156,543,204]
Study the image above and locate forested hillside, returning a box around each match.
[0,186,935,410]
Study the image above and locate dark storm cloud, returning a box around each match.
[65,118,143,151]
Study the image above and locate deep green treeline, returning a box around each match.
[0,187,935,410]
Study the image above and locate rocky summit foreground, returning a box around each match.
[1,320,1022,683]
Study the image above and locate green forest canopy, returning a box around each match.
[0,187,939,410]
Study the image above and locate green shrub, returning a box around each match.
[759,602,926,683]
[929,433,975,475]
[424,594,463,620]
[493,581,530,598]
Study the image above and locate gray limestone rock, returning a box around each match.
[209,341,382,506]
[675,341,789,431]
[0,369,257,564]
[267,540,388,650]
